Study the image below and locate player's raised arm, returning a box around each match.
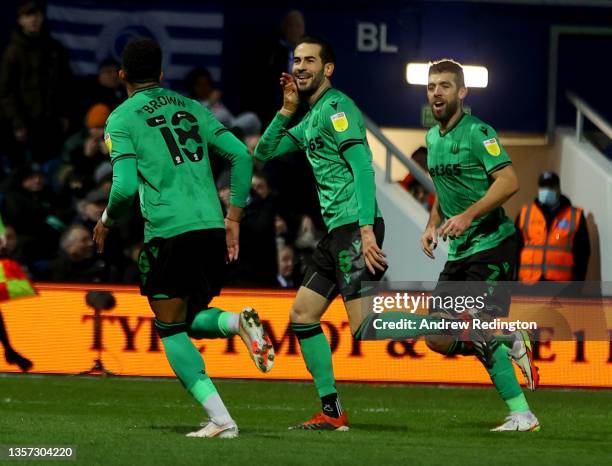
[254,73,305,161]
[94,113,138,253]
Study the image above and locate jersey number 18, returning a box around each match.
[147,111,204,165]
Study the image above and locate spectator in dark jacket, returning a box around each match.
[225,171,278,287]
[52,224,118,283]
[2,163,62,272]
[247,10,305,125]
[75,58,126,114]
[61,103,110,182]
[0,1,73,167]
[276,243,302,288]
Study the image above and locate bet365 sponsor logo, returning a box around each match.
[429,163,462,178]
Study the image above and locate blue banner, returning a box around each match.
[46,1,223,87]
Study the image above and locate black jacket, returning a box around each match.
[0,28,73,129]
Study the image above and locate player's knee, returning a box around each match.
[290,305,316,324]
[154,319,187,338]
[425,334,452,354]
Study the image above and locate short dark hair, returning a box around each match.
[17,1,42,17]
[184,66,212,95]
[538,171,560,188]
[98,57,119,71]
[295,35,335,64]
[428,59,465,88]
[252,170,268,182]
[121,38,162,84]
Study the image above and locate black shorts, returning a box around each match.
[302,218,386,302]
[138,228,226,312]
[432,234,518,317]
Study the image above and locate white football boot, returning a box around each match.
[508,330,540,390]
[186,420,239,438]
[491,411,540,432]
[239,307,275,373]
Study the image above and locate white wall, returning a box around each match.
[558,128,612,281]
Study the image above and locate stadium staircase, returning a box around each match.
[364,116,447,282]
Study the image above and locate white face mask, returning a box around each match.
[538,188,559,206]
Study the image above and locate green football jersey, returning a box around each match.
[255,87,381,231]
[426,113,515,260]
[104,85,251,242]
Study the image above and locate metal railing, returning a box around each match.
[363,115,435,193]
[567,92,612,142]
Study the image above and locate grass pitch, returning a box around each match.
[1,374,611,465]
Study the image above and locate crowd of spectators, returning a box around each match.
[1,2,596,294]
[0,3,324,288]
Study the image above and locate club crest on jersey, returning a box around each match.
[483,137,501,156]
[104,133,112,153]
[330,112,349,132]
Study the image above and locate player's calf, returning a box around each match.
[425,334,456,354]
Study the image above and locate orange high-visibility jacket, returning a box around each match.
[518,203,582,283]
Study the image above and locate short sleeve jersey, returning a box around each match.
[104,86,228,241]
[426,113,516,260]
[283,88,381,231]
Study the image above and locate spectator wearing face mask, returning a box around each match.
[516,171,590,283]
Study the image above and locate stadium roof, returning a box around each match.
[426,0,612,7]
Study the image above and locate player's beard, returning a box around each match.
[432,98,460,125]
[296,69,325,98]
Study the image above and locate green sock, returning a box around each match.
[444,339,477,356]
[445,334,514,356]
[155,320,218,404]
[506,394,530,414]
[291,322,336,398]
[495,333,515,350]
[354,312,448,340]
[486,344,529,413]
[188,308,239,339]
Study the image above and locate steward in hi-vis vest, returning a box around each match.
[516,171,590,283]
